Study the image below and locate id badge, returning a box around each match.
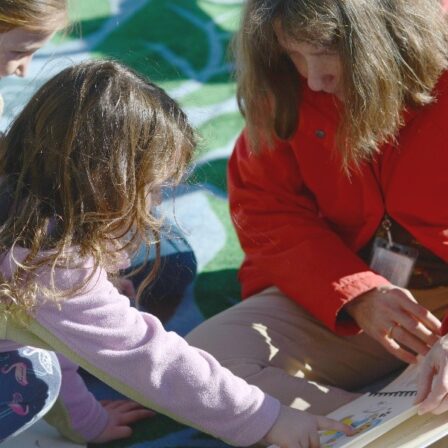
[370,237,418,287]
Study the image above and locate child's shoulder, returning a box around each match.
[1,246,107,292]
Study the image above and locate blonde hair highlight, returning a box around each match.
[0,0,68,33]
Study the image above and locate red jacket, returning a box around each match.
[228,70,448,335]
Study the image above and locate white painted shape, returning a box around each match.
[169,79,203,99]
[196,137,239,164]
[185,95,238,127]
[167,4,226,74]
[159,191,226,271]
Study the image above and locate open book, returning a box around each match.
[319,364,448,448]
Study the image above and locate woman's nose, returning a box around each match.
[306,62,335,92]
[308,73,332,92]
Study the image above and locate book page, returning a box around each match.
[268,364,448,448]
[319,365,419,448]
[363,412,448,448]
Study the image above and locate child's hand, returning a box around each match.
[91,399,155,444]
[113,277,136,299]
[262,405,353,448]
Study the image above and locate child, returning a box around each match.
[0,2,197,318]
[0,60,351,446]
[0,0,68,78]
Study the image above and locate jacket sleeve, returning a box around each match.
[43,354,109,443]
[228,131,390,334]
[9,262,280,447]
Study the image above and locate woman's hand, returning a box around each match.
[262,405,353,448]
[415,335,448,415]
[344,286,441,364]
[91,400,155,444]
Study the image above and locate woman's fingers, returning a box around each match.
[392,314,440,348]
[395,289,441,334]
[345,287,439,362]
[371,289,442,361]
[382,335,418,364]
[387,323,431,356]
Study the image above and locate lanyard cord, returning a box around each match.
[368,158,394,248]
[381,214,394,248]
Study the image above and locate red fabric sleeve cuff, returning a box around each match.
[332,271,391,335]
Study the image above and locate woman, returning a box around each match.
[187,0,448,416]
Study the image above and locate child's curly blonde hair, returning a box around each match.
[0,60,196,311]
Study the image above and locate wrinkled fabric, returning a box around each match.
[0,248,280,445]
[229,70,448,335]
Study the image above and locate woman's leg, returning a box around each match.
[0,347,61,443]
[410,286,448,321]
[186,287,404,415]
[125,219,197,320]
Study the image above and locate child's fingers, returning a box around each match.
[308,429,320,448]
[113,400,147,411]
[99,399,113,405]
[317,416,353,435]
[101,399,152,412]
[118,408,155,425]
[107,426,133,440]
[120,402,155,416]
[99,399,128,408]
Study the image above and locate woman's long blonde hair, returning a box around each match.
[0,60,195,311]
[0,0,68,33]
[236,0,448,168]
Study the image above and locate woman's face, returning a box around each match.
[0,27,54,78]
[275,24,344,100]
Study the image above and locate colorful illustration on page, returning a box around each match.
[320,401,393,447]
